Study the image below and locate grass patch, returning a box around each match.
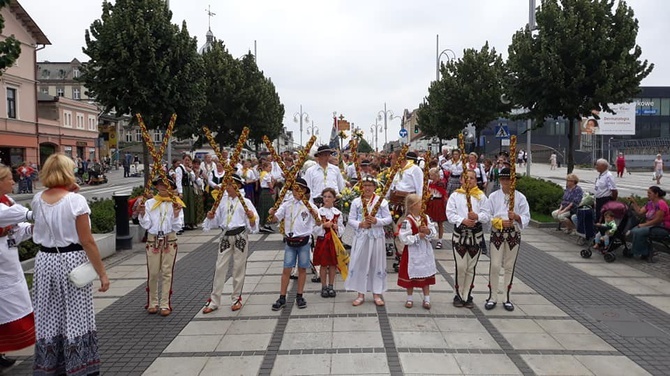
[24,273,33,289]
[531,211,555,223]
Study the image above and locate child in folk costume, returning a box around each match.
[202,174,259,313]
[481,167,530,311]
[446,170,490,309]
[268,178,320,310]
[314,187,344,298]
[138,177,185,316]
[346,176,393,307]
[397,194,437,310]
[426,167,448,249]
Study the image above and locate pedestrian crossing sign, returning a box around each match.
[495,125,510,139]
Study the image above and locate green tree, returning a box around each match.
[507,0,653,173]
[81,0,206,170]
[0,0,21,71]
[417,42,510,140]
[357,138,374,153]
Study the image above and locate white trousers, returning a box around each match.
[487,230,521,303]
[209,232,249,308]
[146,233,178,309]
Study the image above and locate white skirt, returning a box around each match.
[344,233,387,294]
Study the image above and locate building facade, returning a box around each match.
[0,1,50,167]
[36,58,90,100]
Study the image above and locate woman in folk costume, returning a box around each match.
[481,167,530,311]
[0,165,35,368]
[314,187,344,298]
[138,177,185,316]
[446,170,490,308]
[346,176,393,307]
[426,167,448,249]
[258,161,276,233]
[175,154,198,230]
[441,149,464,196]
[202,174,259,313]
[397,194,437,310]
[207,158,226,209]
[240,159,258,204]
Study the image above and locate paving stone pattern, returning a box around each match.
[515,242,670,376]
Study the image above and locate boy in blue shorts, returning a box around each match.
[268,178,320,310]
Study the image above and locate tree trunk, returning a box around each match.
[567,118,575,173]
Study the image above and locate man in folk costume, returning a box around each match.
[268,179,320,310]
[346,176,393,307]
[202,174,259,313]
[304,145,346,207]
[482,167,530,311]
[138,177,185,316]
[446,170,490,308]
[0,194,35,368]
[441,149,464,196]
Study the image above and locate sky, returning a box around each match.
[23,0,670,149]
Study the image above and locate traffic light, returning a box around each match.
[414,126,419,134]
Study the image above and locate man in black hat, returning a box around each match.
[481,167,530,312]
[304,145,346,206]
[138,177,185,316]
[202,174,259,313]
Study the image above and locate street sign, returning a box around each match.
[399,128,408,138]
[495,125,510,139]
[501,139,510,146]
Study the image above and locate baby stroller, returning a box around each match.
[580,201,634,262]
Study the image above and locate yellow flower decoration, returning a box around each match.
[344,202,350,208]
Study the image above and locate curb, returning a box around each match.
[529,219,556,228]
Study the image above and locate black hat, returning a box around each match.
[498,167,512,179]
[315,145,334,156]
[360,175,378,186]
[293,178,311,194]
[406,151,418,161]
[230,173,244,188]
[360,159,371,166]
[152,176,177,189]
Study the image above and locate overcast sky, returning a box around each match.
[23,0,669,148]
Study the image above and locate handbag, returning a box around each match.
[285,236,309,247]
[40,203,97,288]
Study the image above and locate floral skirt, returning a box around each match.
[32,251,100,376]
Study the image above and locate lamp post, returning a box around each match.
[435,34,457,81]
[377,103,400,148]
[306,121,319,137]
[370,119,383,152]
[293,105,310,147]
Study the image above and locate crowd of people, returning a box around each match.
[2,143,670,375]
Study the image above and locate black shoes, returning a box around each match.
[453,295,464,308]
[296,296,307,309]
[271,298,286,311]
[311,275,321,283]
[485,301,497,310]
[503,301,515,311]
[463,297,475,309]
[0,354,17,368]
[321,286,336,298]
[321,287,329,298]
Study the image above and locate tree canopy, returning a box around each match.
[417,42,510,140]
[507,0,653,172]
[0,0,21,72]
[81,0,206,136]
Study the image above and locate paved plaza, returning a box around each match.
[5,163,670,375]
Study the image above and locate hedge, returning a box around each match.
[514,175,564,217]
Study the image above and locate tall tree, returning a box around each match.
[0,0,21,71]
[507,0,653,173]
[81,0,206,147]
[417,42,510,140]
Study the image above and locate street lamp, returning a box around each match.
[370,119,383,153]
[306,121,319,137]
[377,102,400,148]
[436,34,457,81]
[293,105,310,146]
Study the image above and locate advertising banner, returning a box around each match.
[580,103,636,135]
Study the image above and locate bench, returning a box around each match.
[646,226,670,263]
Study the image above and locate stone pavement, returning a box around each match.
[6,220,670,376]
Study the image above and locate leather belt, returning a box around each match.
[40,243,84,253]
[223,226,246,236]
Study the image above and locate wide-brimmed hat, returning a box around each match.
[293,178,311,194]
[406,151,418,161]
[152,176,177,189]
[498,167,512,179]
[360,159,371,166]
[230,173,244,188]
[315,145,334,156]
[360,175,378,186]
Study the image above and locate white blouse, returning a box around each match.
[32,192,90,248]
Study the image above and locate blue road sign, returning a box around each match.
[495,125,510,139]
[399,128,408,138]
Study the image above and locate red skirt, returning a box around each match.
[0,312,35,352]
[313,233,338,266]
[397,246,435,288]
[426,197,447,222]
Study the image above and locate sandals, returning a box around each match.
[405,300,414,309]
[436,241,442,249]
[328,287,337,298]
[231,299,243,311]
[160,308,172,317]
[374,296,385,306]
[272,298,286,311]
[321,287,329,298]
[422,300,431,310]
[147,306,159,314]
[352,296,365,306]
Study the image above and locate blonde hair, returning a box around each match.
[40,153,76,188]
[0,165,11,182]
[404,193,422,211]
[566,173,579,184]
